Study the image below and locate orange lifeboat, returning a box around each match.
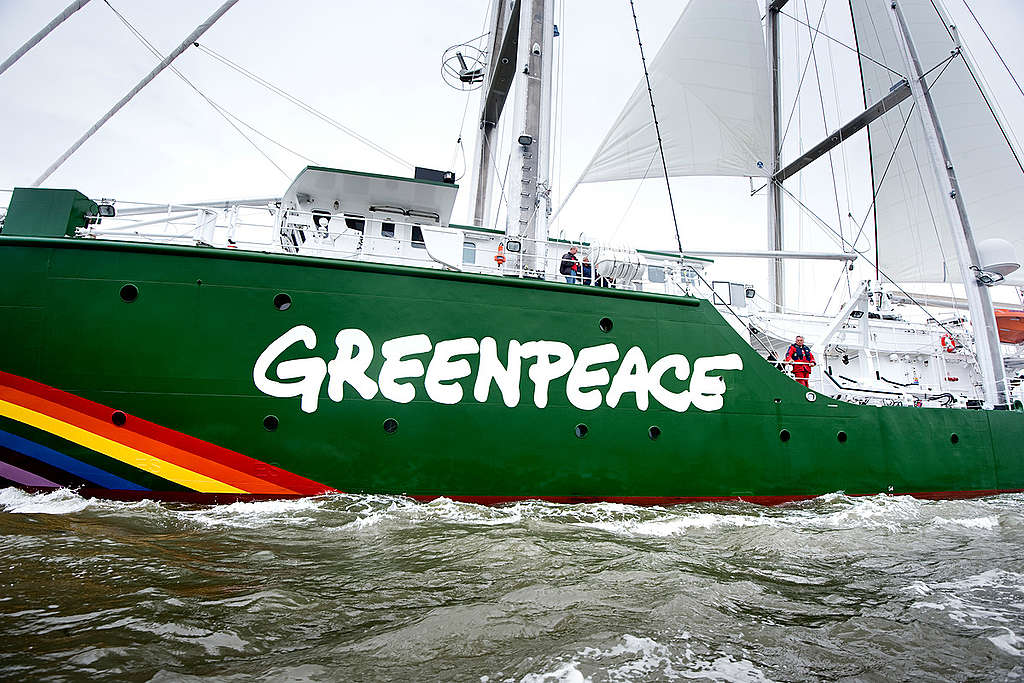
[994,309,1024,344]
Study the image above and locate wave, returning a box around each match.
[0,487,1018,538]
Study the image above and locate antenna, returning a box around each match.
[441,43,487,91]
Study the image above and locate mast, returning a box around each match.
[887,0,1008,408]
[505,0,554,270]
[467,0,554,268]
[468,0,515,227]
[766,0,788,312]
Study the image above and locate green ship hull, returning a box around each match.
[2,227,1023,504]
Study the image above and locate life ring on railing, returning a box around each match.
[940,334,957,352]
[494,243,506,266]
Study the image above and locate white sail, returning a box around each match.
[579,0,771,183]
[850,0,1024,285]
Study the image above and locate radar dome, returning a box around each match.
[978,238,1020,277]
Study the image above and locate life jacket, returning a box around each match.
[788,344,811,362]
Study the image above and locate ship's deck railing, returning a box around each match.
[80,203,713,300]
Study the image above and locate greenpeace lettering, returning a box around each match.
[254,325,743,413]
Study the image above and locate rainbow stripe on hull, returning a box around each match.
[0,371,337,502]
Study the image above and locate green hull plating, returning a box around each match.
[2,234,1023,503]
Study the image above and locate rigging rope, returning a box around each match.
[627,0,683,253]
[194,42,414,171]
[780,1,829,150]
[800,0,846,250]
[956,0,1024,101]
[32,0,242,186]
[610,151,659,240]
[102,1,292,179]
[778,10,904,78]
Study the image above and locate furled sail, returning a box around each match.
[579,0,771,183]
[850,0,1024,285]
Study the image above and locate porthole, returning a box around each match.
[111,410,127,426]
[779,429,791,442]
[273,293,292,311]
[263,415,279,432]
[575,423,589,438]
[598,317,613,333]
[383,418,399,434]
[119,283,139,303]
[837,431,848,443]
[950,433,959,444]
[648,425,661,441]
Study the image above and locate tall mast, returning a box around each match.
[766,0,788,312]
[504,0,554,269]
[468,0,513,228]
[887,0,1008,408]
[468,0,554,268]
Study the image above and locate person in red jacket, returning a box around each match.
[784,335,816,388]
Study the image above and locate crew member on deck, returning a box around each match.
[785,335,816,388]
[559,246,580,284]
[581,256,593,285]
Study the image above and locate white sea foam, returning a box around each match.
[682,655,776,682]
[179,495,329,529]
[932,515,1000,529]
[989,628,1024,657]
[518,635,779,683]
[576,513,775,537]
[0,487,92,514]
[519,661,589,683]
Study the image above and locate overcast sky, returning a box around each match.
[1,0,1022,312]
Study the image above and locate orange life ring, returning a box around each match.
[940,334,957,352]
[494,243,506,265]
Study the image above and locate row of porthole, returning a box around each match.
[778,428,960,445]
[259,415,964,447]
[260,415,659,440]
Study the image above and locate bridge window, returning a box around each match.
[411,225,426,249]
[381,222,395,238]
[463,241,476,264]
[648,265,666,283]
[345,217,365,233]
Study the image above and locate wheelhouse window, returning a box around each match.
[463,241,476,264]
[345,217,365,233]
[381,222,395,238]
[411,225,426,249]
[648,265,666,283]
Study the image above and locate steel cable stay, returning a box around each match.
[799,0,847,259]
[778,0,831,150]
[609,151,659,241]
[772,179,973,348]
[769,51,971,346]
[101,1,293,179]
[193,42,414,171]
[777,8,905,78]
[32,0,243,186]
[955,0,1024,103]
[846,52,958,253]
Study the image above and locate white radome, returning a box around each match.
[977,237,1020,277]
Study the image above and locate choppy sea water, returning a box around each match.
[2,490,1024,682]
